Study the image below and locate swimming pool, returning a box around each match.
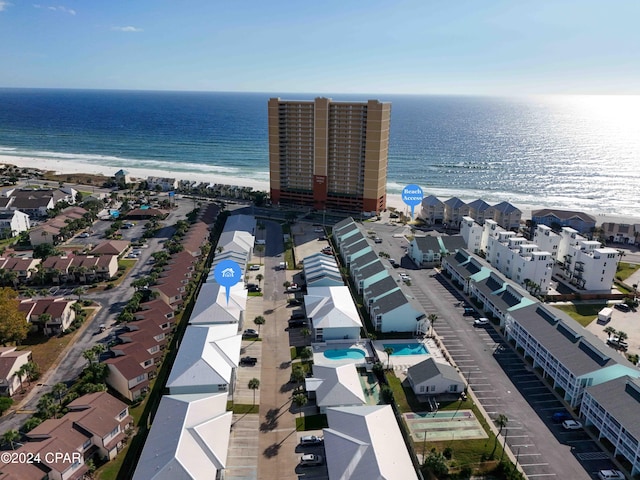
[323,348,366,360]
[383,343,428,356]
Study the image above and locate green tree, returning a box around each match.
[300,327,311,344]
[255,273,264,286]
[253,315,265,334]
[24,361,39,385]
[616,331,629,343]
[299,347,313,362]
[292,393,308,422]
[384,347,394,370]
[423,450,449,476]
[380,385,394,404]
[52,382,68,407]
[428,313,438,337]
[0,288,30,346]
[0,397,13,415]
[603,326,617,339]
[248,378,260,406]
[2,429,20,450]
[82,348,97,366]
[15,363,30,393]
[290,366,305,392]
[72,287,85,301]
[493,414,509,457]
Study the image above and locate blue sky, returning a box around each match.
[0,0,638,94]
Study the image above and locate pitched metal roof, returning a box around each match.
[407,357,465,385]
[585,376,640,442]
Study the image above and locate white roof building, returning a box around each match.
[189,283,247,325]
[166,325,241,395]
[222,214,256,235]
[306,364,366,414]
[217,230,254,256]
[323,405,418,480]
[305,286,362,342]
[133,392,232,480]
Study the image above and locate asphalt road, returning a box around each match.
[0,200,192,434]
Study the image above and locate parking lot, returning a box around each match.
[361,219,623,479]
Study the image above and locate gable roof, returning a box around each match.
[189,283,246,325]
[305,286,362,329]
[413,236,440,253]
[311,364,366,409]
[133,393,232,480]
[585,376,640,442]
[90,240,130,255]
[421,195,444,207]
[166,325,241,392]
[407,357,464,386]
[324,405,418,480]
[531,208,596,222]
[492,201,521,215]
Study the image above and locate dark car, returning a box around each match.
[239,356,258,366]
[288,319,307,328]
[290,310,306,320]
[243,329,259,338]
[463,307,475,316]
[614,303,631,312]
[552,411,572,423]
[248,286,262,293]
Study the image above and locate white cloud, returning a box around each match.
[0,1,12,12]
[112,26,143,32]
[34,4,76,15]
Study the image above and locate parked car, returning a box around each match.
[473,317,489,326]
[597,470,625,480]
[300,453,324,466]
[78,232,90,238]
[300,435,324,446]
[288,298,302,306]
[607,337,629,351]
[614,303,631,312]
[374,237,382,243]
[552,411,572,423]
[288,319,307,328]
[290,310,306,320]
[562,419,582,430]
[313,228,324,233]
[239,356,258,366]
[248,286,262,293]
[249,265,260,271]
[243,329,259,338]
[463,307,476,316]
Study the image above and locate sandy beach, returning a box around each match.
[2,153,639,226]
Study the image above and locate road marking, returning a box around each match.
[520,463,550,467]
[526,474,557,478]
[517,453,542,457]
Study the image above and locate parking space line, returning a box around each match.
[526,474,557,478]
[532,399,561,404]
[517,453,542,457]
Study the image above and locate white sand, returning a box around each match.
[2,154,639,225]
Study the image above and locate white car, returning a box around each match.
[562,419,582,430]
[474,317,489,326]
[313,228,324,233]
[249,265,260,271]
[300,435,324,445]
[300,453,324,466]
[597,470,625,480]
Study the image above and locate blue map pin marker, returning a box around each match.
[402,184,424,220]
[213,259,242,305]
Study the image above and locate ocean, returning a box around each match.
[0,89,639,216]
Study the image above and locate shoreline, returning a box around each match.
[2,154,639,226]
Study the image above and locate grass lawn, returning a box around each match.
[229,403,259,414]
[295,414,328,431]
[553,303,607,327]
[616,262,640,282]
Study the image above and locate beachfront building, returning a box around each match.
[407,357,466,396]
[305,286,363,342]
[461,219,553,294]
[531,208,596,234]
[492,201,522,231]
[0,209,30,238]
[420,195,445,225]
[553,227,619,292]
[133,392,232,480]
[323,405,418,480]
[268,97,391,213]
[443,197,469,228]
[600,221,640,245]
[504,303,640,408]
[581,376,640,476]
[146,176,178,191]
[114,169,132,184]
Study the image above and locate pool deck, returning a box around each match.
[373,338,445,379]
[312,340,374,367]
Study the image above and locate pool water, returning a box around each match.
[383,343,428,356]
[323,348,366,360]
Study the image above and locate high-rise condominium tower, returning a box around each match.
[268,97,391,213]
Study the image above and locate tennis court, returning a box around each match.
[404,410,488,441]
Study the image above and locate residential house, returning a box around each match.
[89,240,130,257]
[600,222,640,245]
[323,405,418,480]
[29,224,61,246]
[531,208,596,234]
[420,195,445,225]
[189,282,246,326]
[443,197,469,228]
[0,209,30,238]
[0,256,41,284]
[0,347,32,396]
[150,276,188,309]
[19,297,76,335]
[114,169,132,184]
[166,324,241,395]
[146,176,178,191]
[492,201,522,230]
[409,236,442,267]
[504,303,640,408]
[369,289,427,333]
[304,254,343,288]
[222,214,256,235]
[362,276,400,311]
[133,392,232,480]
[407,358,466,396]
[304,286,363,342]
[353,261,389,295]
[104,355,150,401]
[305,364,366,414]
[581,376,640,476]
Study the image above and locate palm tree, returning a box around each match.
[428,313,438,337]
[255,245,265,265]
[52,382,68,407]
[3,429,19,450]
[293,393,308,423]
[384,347,394,370]
[299,347,313,362]
[300,327,311,345]
[290,367,306,393]
[82,348,97,366]
[492,413,509,456]
[72,287,85,301]
[24,362,39,386]
[248,378,260,406]
[604,326,617,339]
[254,315,265,334]
[16,363,29,394]
[616,331,629,343]
[255,273,264,287]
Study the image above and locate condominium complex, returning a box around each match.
[268,97,391,213]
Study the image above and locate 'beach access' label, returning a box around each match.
[402,184,424,219]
